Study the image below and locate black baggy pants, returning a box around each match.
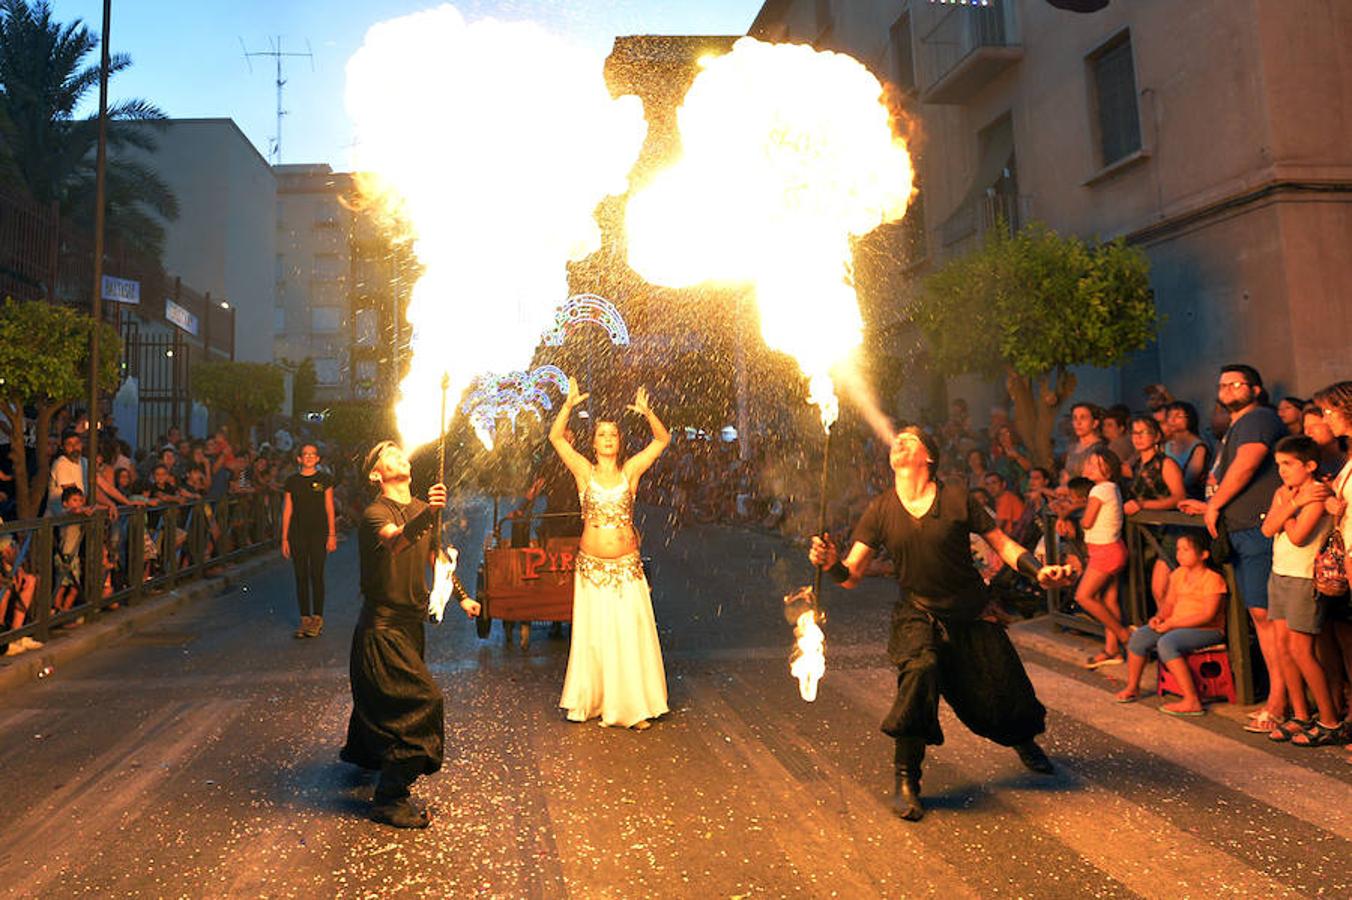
[882,599,1046,748]
[289,528,328,617]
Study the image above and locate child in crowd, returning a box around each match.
[1076,448,1133,668]
[1261,435,1343,745]
[1113,532,1227,715]
[54,485,89,614]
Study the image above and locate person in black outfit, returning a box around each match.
[810,425,1071,822]
[281,444,336,638]
[341,440,480,828]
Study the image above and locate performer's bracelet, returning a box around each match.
[403,506,438,543]
[452,575,472,603]
[1015,551,1042,581]
[826,561,850,584]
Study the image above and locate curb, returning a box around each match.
[1007,616,1104,669]
[0,551,282,694]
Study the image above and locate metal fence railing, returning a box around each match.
[1043,509,1256,704]
[0,492,280,653]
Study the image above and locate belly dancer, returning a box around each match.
[809,425,1071,821]
[550,379,671,729]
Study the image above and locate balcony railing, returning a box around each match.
[918,0,1023,104]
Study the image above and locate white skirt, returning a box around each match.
[560,551,668,727]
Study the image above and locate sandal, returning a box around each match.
[1266,717,1310,742]
[1290,721,1344,748]
[1243,710,1286,733]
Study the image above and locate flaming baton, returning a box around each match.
[428,372,462,622]
[624,38,914,701]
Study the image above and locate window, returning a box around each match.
[890,13,916,94]
[311,307,342,333]
[1090,32,1141,166]
[314,357,341,386]
[354,308,377,347]
[312,253,345,281]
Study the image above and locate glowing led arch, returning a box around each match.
[541,294,630,347]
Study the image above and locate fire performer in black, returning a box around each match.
[809,425,1070,822]
[341,440,479,828]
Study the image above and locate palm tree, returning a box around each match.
[0,0,177,261]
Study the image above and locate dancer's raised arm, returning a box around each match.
[623,387,670,482]
[551,378,592,480]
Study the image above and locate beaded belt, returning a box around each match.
[576,551,644,589]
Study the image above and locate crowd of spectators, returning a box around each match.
[628,365,1352,759]
[0,415,358,658]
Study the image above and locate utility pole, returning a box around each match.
[87,0,111,480]
[242,36,313,164]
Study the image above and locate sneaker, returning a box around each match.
[293,616,311,639]
[304,615,323,638]
[18,637,43,650]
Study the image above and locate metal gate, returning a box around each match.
[122,322,194,451]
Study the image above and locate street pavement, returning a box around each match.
[0,500,1349,898]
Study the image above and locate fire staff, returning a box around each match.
[809,425,1069,822]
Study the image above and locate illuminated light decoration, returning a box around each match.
[624,37,914,436]
[928,0,992,5]
[346,7,645,450]
[460,366,569,449]
[541,293,630,347]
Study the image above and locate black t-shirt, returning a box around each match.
[284,470,333,535]
[359,496,431,610]
[1215,405,1284,531]
[851,479,997,620]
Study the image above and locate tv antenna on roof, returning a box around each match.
[241,36,314,164]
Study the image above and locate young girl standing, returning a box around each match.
[282,444,336,638]
[1077,448,1132,667]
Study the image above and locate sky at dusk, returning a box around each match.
[49,0,766,169]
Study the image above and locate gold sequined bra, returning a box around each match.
[576,551,644,588]
[581,478,633,529]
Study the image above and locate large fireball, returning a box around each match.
[624,37,914,426]
[346,5,645,448]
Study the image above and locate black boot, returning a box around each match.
[371,760,430,829]
[892,739,925,822]
[1014,739,1054,774]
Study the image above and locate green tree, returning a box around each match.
[0,297,119,518]
[912,222,1156,466]
[0,0,178,260]
[321,400,392,453]
[190,360,284,447]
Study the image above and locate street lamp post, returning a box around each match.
[87,0,112,474]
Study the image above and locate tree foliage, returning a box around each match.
[912,222,1156,465]
[190,360,283,446]
[0,0,178,259]
[0,297,120,518]
[321,400,392,453]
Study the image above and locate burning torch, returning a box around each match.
[784,381,836,702]
[428,372,472,622]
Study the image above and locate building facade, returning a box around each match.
[751,0,1352,413]
[128,119,277,365]
[274,164,414,409]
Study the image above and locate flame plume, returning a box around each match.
[346,5,645,449]
[624,37,914,430]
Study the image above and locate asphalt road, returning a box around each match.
[1,500,1349,898]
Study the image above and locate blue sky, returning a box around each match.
[49,1,765,168]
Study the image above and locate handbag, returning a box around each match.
[1313,468,1350,597]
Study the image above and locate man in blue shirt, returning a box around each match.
[1180,364,1290,732]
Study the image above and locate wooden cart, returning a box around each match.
[473,513,579,644]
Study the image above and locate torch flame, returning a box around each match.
[790,610,826,702]
[625,37,913,429]
[346,5,645,449]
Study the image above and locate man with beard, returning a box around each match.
[809,424,1070,822]
[1180,364,1286,734]
[341,440,479,828]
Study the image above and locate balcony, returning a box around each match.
[918,0,1022,105]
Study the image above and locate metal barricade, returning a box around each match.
[1044,508,1255,704]
[0,491,281,654]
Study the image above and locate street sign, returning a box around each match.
[164,297,200,335]
[101,274,140,305]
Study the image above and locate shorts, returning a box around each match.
[1086,540,1127,575]
[1268,572,1324,634]
[1228,526,1273,610]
